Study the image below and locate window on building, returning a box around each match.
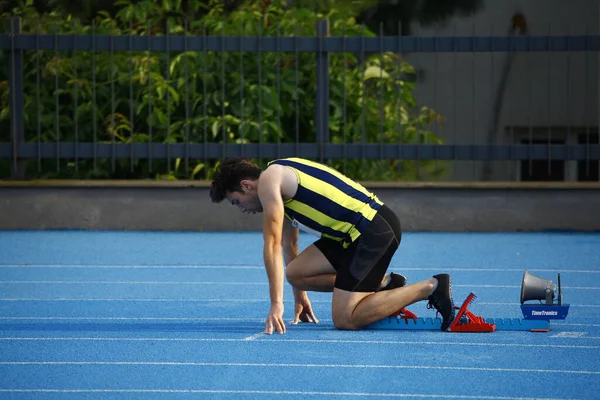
[510,127,599,182]
[519,139,565,181]
[577,132,599,182]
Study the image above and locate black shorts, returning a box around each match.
[313,204,402,292]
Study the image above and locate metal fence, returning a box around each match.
[1,17,599,182]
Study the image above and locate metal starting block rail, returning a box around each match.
[366,292,567,333]
[366,315,551,332]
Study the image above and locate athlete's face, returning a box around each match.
[226,180,263,214]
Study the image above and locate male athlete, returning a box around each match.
[209,157,456,334]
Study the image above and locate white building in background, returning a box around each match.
[405,0,599,181]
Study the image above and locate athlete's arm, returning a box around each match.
[282,205,319,325]
[258,166,287,334]
[282,217,299,267]
[281,219,306,303]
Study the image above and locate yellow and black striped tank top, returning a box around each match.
[267,158,384,248]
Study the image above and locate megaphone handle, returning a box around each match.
[557,273,562,305]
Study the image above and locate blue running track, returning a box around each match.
[0,230,599,399]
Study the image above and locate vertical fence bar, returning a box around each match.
[295,24,299,157]
[184,21,189,175]
[378,23,384,163]
[482,23,494,181]
[433,25,439,173]
[595,18,599,181]
[36,20,41,173]
[92,20,97,171]
[276,22,281,159]
[129,21,134,173]
[596,19,599,181]
[415,25,421,177]
[590,20,596,179]
[360,24,365,165]
[547,23,552,177]
[258,18,263,166]
[343,22,347,174]
[166,19,171,174]
[147,22,153,173]
[202,23,207,177]
[397,22,402,172]
[527,33,533,178]
[452,23,458,180]
[221,24,226,159]
[597,17,600,181]
[55,22,61,174]
[491,24,495,176]
[73,21,78,173]
[508,31,515,178]
[471,23,476,179]
[110,31,115,173]
[8,18,24,178]
[239,23,244,158]
[566,23,572,179]
[316,19,329,164]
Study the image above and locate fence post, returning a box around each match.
[316,19,329,163]
[8,17,24,179]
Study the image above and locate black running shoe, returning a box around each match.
[426,274,455,331]
[377,272,407,291]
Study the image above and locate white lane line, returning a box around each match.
[0,361,598,375]
[458,285,600,290]
[243,332,264,341]
[1,264,598,274]
[0,317,264,321]
[0,265,263,269]
[0,281,267,285]
[0,389,574,399]
[1,316,600,328]
[0,337,598,349]
[0,281,598,290]
[0,298,272,302]
[397,268,600,274]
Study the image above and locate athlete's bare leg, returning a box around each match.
[330,280,436,330]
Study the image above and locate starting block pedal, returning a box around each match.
[448,293,496,332]
[366,292,553,332]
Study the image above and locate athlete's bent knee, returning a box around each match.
[285,265,301,287]
[332,311,361,331]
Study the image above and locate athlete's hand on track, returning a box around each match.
[264,302,285,334]
[292,293,319,325]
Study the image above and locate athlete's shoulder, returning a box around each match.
[261,162,285,181]
[264,160,299,200]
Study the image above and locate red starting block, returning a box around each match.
[448,292,496,332]
[366,292,496,332]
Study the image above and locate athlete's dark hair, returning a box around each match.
[209,158,262,203]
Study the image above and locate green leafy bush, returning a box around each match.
[0,0,446,180]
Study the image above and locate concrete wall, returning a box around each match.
[2,182,599,232]
[405,0,599,181]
